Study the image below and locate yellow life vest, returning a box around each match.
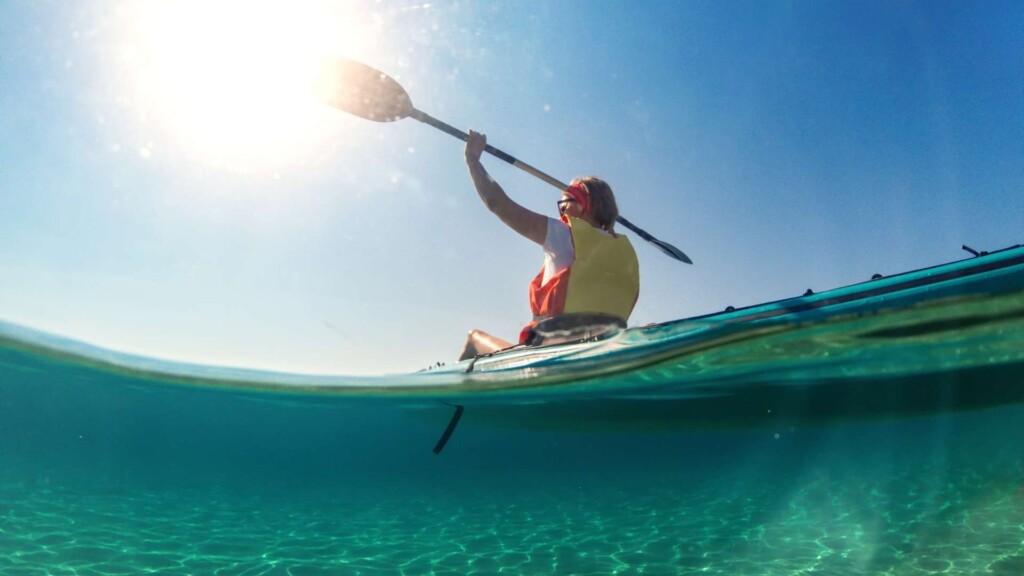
[528,217,640,322]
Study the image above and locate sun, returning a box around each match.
[114,1,370,174]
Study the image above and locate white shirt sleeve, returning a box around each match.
[541,217,575,286]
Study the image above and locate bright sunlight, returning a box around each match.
[114,1,370,174]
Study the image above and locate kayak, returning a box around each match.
[450,243,1024,374]
[2,244,1023,441]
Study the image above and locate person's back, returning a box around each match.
[529,214,638,322]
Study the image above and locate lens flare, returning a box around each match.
[113,1,368,174]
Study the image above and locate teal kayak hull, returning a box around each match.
[2,245,1023,431]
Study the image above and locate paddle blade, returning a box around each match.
[615,216,693,264]
[651,238,693,264]
[318,58,413,122]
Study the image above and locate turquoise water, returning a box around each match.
[3,252,1024,575]
[4,384,1024,575]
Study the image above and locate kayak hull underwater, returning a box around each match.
[1,245,1023,434]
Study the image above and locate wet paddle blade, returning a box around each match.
[318,57,413,122]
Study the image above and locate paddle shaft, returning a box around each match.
[410,109,692,263]
[321,57,690,263]
[410,109,566,189]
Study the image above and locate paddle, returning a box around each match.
[318,57,692,264]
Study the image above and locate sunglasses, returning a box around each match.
[557,198,577,214]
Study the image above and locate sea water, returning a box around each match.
[2,289,1024,575]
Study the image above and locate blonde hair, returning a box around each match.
[573,176,619,231]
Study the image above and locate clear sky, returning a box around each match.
[1,1,1021,375]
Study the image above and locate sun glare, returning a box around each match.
[116,1,369,174]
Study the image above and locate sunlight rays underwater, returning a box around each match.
[4,398,1024,575]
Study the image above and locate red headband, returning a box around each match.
[564,182,590,216]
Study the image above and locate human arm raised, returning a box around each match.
[465,130,547,245]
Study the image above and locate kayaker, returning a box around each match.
[459,130,640,360]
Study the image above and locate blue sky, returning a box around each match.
[1,1,1021,374]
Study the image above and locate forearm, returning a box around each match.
[466,157,510,213]
[463,130,547,244]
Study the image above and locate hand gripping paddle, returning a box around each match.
[319,57,692,264]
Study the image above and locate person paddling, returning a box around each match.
[459,130,640,360]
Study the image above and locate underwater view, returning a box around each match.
[4,402,1024,576]
[4,354,1024,575]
